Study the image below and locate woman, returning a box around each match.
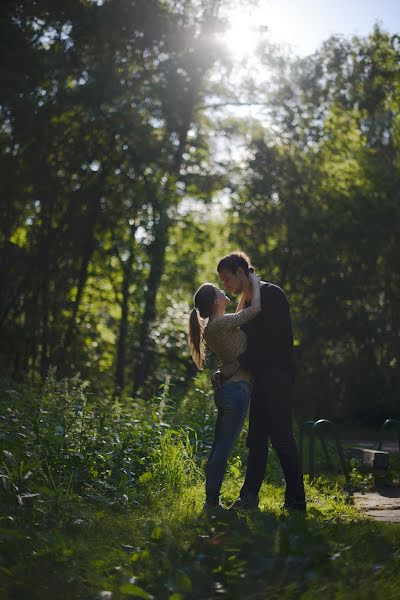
[189,270,261,510]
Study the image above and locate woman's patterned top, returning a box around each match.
[204,303,261,383]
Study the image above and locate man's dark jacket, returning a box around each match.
[238,281,295,377]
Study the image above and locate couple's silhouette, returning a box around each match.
[189,251,306,512]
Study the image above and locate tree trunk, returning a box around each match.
[131,30,211,395]
[61,195,102,367]
[132,207,169,395]
[39,261,50,381]
[114,248,135,396]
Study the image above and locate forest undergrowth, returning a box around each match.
[1,374,400,600]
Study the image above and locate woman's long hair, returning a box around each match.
[189,283,217,369]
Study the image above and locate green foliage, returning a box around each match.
[2,377,400,600]
[228,28,400,423]
[2,4,400,596]
[0,0,228,396]
[1,1,399,428]
[0,373,170,510]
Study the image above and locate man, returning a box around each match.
[215,251,306,511]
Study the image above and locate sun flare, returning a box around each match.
[222,14,260,59]
[219,2,302,61]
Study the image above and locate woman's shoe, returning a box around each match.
[229,495,259,511]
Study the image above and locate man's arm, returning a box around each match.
[211,369,223,389]
[220,359,240,380]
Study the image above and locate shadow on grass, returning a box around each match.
[3,492,400,600]
[168,500,400,600]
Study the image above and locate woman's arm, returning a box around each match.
[214,273,261,330]
[218,274,262,380]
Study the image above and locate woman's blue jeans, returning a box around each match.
[206,380,250,505]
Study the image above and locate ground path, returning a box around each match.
[354,488,400,523]
[342,434,400,523]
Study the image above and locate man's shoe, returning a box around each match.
[230,496,259,511]
[282,501,306,512]
[202,501,226,515]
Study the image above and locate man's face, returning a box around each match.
[218,268,244,295]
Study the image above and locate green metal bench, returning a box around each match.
[299,419,350,485]
[377,419,400,454]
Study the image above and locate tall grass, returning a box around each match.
[1,373,400,600]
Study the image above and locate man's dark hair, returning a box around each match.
[217,251,254,275]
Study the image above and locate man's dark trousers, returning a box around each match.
[240,371,305,507]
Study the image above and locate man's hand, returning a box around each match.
[211,370,223,390]
[221,359,240,380]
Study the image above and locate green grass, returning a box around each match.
[3,477,400,600]
[1,375,400,599]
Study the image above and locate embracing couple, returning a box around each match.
[189,251,306,513]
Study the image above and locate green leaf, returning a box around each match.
[0,528,25,539]
[119,583,153,599]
